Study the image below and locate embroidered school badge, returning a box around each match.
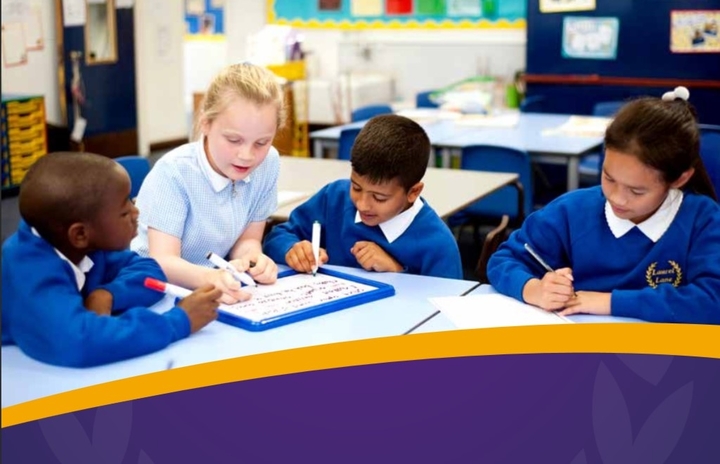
[645,261,683,288]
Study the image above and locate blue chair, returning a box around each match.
[450,145,534,226]
[579,101,625,184]
[115,155,150,199]
[416,90,439,109]
[699,124,720,199]
[350,104,393,122]
[338,128,361,160]
[519,95,547,113]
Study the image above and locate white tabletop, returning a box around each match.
[1,265,478,407]
[275,156,518,221]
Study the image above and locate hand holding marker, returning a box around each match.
[206,251,257,287]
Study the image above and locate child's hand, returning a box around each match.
[523,267,575,310]
[285,241,329,274]
[205,269,251,304]
[559,291,611,316]
[176,284,221,333]
[350,241,403,273]
[232,254,278,284]
[84,289,113,316]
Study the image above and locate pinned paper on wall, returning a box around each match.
[351,0,383,17]
[63,0,86,27]
[318,0,341,11]
[1,0,28,25]
[540,0,595,14]
[670,10,720,54]
[23,5,44,50]
[562,16,619,60]
[448,0,482,17]
[186,0,205,15]
[1,23,28,67]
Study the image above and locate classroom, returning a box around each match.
[2,0,719,409]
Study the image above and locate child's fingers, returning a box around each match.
[319,249,329,264]
[350,241,369,256]
[555,267,574,282]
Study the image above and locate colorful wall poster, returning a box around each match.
[540,0,595,14]
[670,10,720,53]
[562,16,619,60]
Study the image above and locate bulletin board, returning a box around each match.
[267,0,526,29]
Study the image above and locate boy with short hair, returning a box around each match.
[2,152,221,367]
[264,115,462,279]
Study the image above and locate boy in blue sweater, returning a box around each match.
[2,152,221,367]
[488,87,720,324]
[264,114,462,279]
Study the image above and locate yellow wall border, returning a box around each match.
[3,323,719,428]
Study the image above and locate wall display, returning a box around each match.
[562,16,619,60]
[670,10,719,53]
[539,0,595,14]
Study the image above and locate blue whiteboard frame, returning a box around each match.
[217,268,396,331]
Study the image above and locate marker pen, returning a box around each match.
[206,251,256,287]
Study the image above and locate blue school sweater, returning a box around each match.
[1,221,191,367]
[487,187,720,324]
[264,179,462,279]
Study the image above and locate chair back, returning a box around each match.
[416,90,439,109]
[338,128,361,161]
[460,145,533,220]
[699,124,720,199]
[351,104,393,122]
[519,95,547,113]
[115,155,150,199]
[592,101,624,117]
[476,215,511,284]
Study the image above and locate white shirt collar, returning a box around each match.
[604,189,683,242]
[196,137,251,193]
[354,198,424,243]
[31,227,94,291]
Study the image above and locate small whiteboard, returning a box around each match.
[217,268,395,331]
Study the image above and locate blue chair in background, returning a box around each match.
[115,155,150,200]
[449,145,533,237]
[416,90,439,108]
[338,128,361,161]
[578,101,625,185]
[350,104,393,122]
[699,124,720,198]
[519,95,547,113]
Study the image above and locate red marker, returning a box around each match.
[144,277,193,299]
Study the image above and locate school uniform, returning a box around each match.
[488,186,720,323]
[1,221,191,367]
[263,179,463,279]
[131,139,279,266]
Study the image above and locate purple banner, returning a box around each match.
[3,353,719,463]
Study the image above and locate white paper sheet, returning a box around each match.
[429,294,573,329]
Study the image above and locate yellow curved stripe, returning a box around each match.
[270,17,526,30]
[3,323,719,428]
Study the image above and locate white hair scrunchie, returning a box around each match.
[662,86,690,102]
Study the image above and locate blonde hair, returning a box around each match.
[195,62,286,138]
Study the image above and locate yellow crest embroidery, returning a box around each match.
[645,261,683,288]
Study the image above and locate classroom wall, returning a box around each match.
[1,2,62,125]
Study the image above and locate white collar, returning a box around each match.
[354,198,424,243]
[31,227,94,291]
[196,137,250,193]
[604,189,683,242]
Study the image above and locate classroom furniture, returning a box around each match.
[699,124,720,196]
[272,157,519,222]
[408,284,647,335]
[1,264,479,407]
[337,127,361,160]
[578,101,623,183]
[311,113,602,191]
[519,95,547,113]
[455,145,533,220]
[268,61,309,157]
[416,90,439,109]
[350,104,393,123]
[115,155,150,200]
[475,215,511,284]
[1,94,48,192]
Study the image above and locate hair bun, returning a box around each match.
[662,86,690,102]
